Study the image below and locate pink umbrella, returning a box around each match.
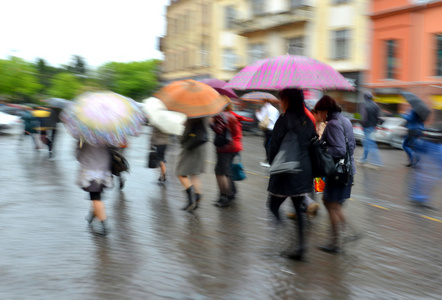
[224,55,354,91]
[200,78,238,99]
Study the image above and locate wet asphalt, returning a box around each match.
[0,125,441,299]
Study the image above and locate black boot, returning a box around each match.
[193,193,202,210]
[182,186,195,211]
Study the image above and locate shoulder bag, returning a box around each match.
[181,119,208,150]
[110,148,129,176]
[148,146,159,168]
[309,136,335,178]
[230,154,246,181]
[333,119,352,186]
[269,129,302,175]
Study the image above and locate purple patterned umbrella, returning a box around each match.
[224,55,355,91]
[200,78,238,99]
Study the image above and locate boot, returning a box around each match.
[215,194,231,207]
[182,186,195,211]
[100,219,111,236]
[85,211,95,224]
[193,193,202,210]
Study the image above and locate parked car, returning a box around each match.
[352,117,407,149]
[0,111,23,135]
[233,110,262,135]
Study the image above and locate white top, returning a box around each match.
[256,103,280,130]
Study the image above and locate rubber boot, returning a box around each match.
[182,186,195,211]
[193,193,202,210]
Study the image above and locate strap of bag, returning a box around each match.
[337,118,352,173]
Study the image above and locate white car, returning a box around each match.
[352,117,407,149]
[0,111,23,135]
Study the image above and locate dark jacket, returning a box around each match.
[267,111,316,196]
[321,112,356,175]
[362,98,380,128]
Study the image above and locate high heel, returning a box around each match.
[193,193,202,210]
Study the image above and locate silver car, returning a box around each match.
[352,117,407,149]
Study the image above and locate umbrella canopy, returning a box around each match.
[240,92,279,104]
[45,98,71,109]
[224,55,354,91]
[200,78,238,99]
[60,91,145,147]
[400,92,431,122]
[142,97,186,136]
[154,80,230,119]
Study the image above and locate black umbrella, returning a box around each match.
[400,92,431,122]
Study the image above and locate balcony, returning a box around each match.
[234,6,313,36]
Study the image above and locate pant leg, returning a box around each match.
[264,130,272,162]
[402,136,413,163]
[365,127,382,165]
[268,195,286,221]
[290,196,305,247]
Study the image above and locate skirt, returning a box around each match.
[175,143,207,176]
[323,176,353,203]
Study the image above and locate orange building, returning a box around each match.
[366,0,442,122]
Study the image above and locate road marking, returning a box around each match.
[420,215,442,223]
[369,204,390,210]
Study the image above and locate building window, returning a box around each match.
[225,6,236,29]
[252,0,265,16]
[223,49,236,70]
[287,37,304,55]
[201,44,209,67]
[386,40,397,79]
[333,0,350,4]
[332,29,350,60]
[436,34,442,76]
[248,43,266,64]
[202,3,210,25]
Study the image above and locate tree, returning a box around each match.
[68,55,87,75]
[97,59,160,100]
[0,57,42,100]
[47,72,82,99]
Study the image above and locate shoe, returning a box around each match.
[357,159,367,165]
[281,248,304,261]
[158,174,166,184]
[119,176,125,190]
[193,193,202,210]
[85,211,95,224]
[49,151,53,158]
[214,194,232,207]
[317,244,343,254]
[100,219,111,236]
[182,186,196,211]
[260,161,270,167]
[405,162,413,167]
[306,202,320,219]
[411,156,420,167]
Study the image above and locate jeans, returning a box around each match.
[360,127,382,166]
[402,136,417,164]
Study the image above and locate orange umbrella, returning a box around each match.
[240,92,279,104]
[154,80,230,119]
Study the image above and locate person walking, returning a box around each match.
[256,99,280,167]
[314,95,356,253]
[150,125,170,184]
[267,88,316,260]
[358,91,383,168]
[176,117,209,211]
[77,140,114,236]
[401,108,424,167]
[210,103,243,207]
[20,108,40,149]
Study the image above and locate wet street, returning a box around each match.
[0,126,441,299]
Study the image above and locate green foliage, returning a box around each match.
[0,57,42,99]
[97,60,160,100]
[47,73,82,99]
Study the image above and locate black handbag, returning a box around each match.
[148,146,159,168]
[332,119,352,186]
[269,129,302,175]
[310,136,335,178]
[181,119,208,150]
[110,149,129,176]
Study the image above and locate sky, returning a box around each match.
[0,0,170,68]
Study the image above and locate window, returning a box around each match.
[202,3,210,25]
[386,40,397,79]
[333,0,350,4]
[223,49,236,70]
[225,6,236,29]
[248,43,266,64]
[287,37,304,55]
[436,34,442,76]
[332,29,350,60]
[252,0,265,16]
[201,43,209,67]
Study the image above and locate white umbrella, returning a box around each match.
[142,97,186,136]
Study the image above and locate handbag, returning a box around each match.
[309,136,335,178]
[269,129,302,175]
[181,119,208,150]
[148,146,159,168]
[258,115,270,131]
[230,154,246,181]
[214,114,232,147]
[110,149,129,176]
[332,119,352,186]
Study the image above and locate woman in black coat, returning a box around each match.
[267,88,316,260]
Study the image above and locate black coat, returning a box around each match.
[267,111,316,196]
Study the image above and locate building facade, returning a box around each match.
[365,0,442,121]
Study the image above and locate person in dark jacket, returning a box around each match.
[267,88,316,260]
[314,95,356,253]
[401,109,424,167]
[210,103,244,207]
[358,91,383,168]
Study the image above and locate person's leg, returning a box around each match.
[93,199,107,221]
[319,200,344,253]
[291,196,305,247]
[360,128,369,162]
[264,130,272,163]
[216,175,230,195]
[178,175,196,211]
[268,195,286,221]
[403,136,413,165]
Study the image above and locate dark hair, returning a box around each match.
[314,95,342,114]
[278,88,305,116]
